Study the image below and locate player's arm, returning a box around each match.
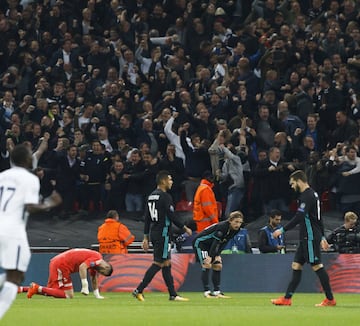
[274,210,304,238]
[26,190,62,213]
[318,209,329,250]
[166,196,192,236]
[142,233,150,252]
[90,272,104,299]
[79,262,90,295]
[142,204,151,252]
[208,230,223,258]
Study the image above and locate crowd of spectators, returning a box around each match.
[1,0,360,220]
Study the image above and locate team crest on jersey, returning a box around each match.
[298,202,306,212]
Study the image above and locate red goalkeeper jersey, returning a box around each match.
[51,248,103,276]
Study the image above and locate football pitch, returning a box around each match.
[3,292,359,326]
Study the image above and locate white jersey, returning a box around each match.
[0,166,40,235]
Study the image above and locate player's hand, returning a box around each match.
[202,256,212,269]
[321,239,329,251]
[142,239,149,252]
[49,190,62,207]
[273,229,282,238]
[183,226,192,236]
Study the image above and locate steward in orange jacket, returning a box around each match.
[98,210,135,254]
[193,172,219,232]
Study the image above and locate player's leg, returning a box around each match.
[158,238,184,299]
[284,262,303,298]
[313,263,335,305]
[17,286,29,293]
[133,240,162,300]
[161,260,177,297]
[195,247,212,296]
[211,256,222,292]
[211,256,230,298]
[283,243,306,300]
[0,237,30,319]
[28,264,71,299]
[311,241,335,306]
[0,270,24,319]
[272,244,305,306]
[133,263,161,300]
[28,282,68,298]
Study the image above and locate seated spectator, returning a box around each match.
[258,209,285,254]
[327,211,360,253]
[97,210,135,254]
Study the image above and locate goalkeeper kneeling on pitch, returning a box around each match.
[21,248,112,299]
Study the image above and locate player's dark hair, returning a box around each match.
[96,263,113,276]
[10,144,31,167]
[290,170,307,183]
[156,170,170,185]
[105,264,113,276]
[269,209,282,218]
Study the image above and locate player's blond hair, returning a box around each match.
[344,211,358,223]
[229,211,244,221]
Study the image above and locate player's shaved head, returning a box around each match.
[10,144,32,169]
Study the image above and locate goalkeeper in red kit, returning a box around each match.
[24,248,112,299]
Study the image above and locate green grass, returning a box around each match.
[2,292,360,326]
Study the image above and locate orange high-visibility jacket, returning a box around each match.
[193,179,219,232]
[98,219,135,254]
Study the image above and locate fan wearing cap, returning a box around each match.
[193,171,219,232]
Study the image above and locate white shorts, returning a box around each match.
[0,234,31,272]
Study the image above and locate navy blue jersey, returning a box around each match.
[284,187,325,240]
[192,221,239,258]
[144,188,184,238]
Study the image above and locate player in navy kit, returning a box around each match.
[193,210,244,298]
[132,170,192,301]
[271,170,336,307]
